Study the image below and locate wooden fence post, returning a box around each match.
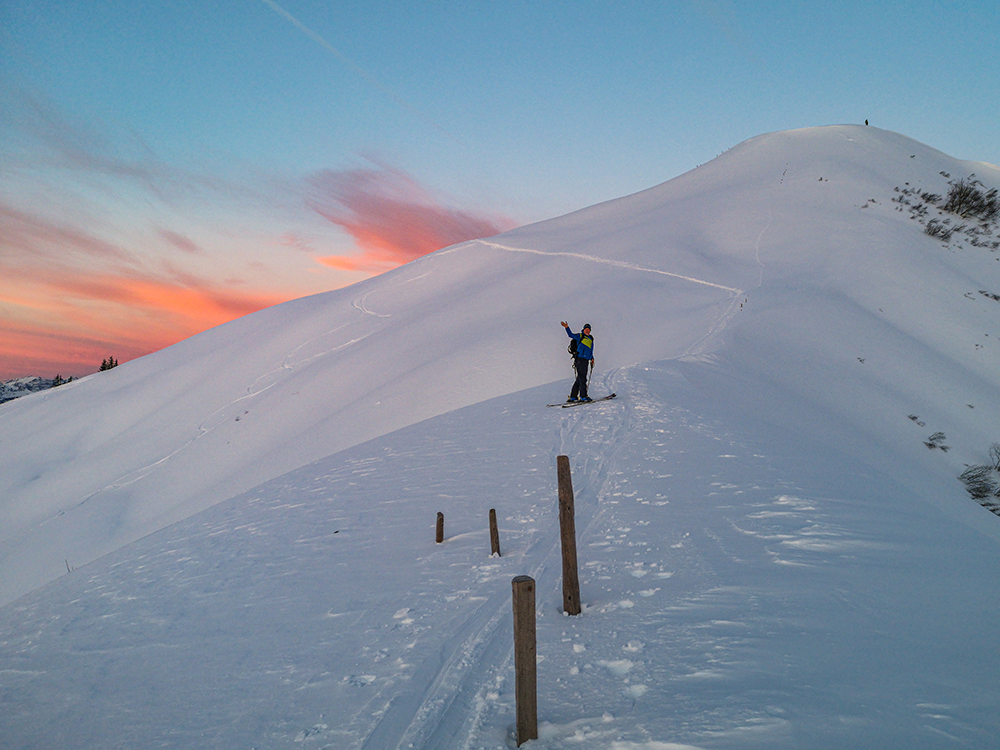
[436,512,444,544]
[511,575,537,745]
[489,508,501,557]
[556,455,582,615]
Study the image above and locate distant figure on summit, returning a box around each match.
[561,321,594,403]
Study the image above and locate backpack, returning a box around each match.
[567,338,578,356]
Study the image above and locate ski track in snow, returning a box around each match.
[72,266,430,519]
[458,238,748,364]
[753,209,771,288]
[452,239,744,295]
[346,383,636,750]
[334,364,999,748]
[353,292,392,319]
[3,362,1000,749]
[678,293,745,361]
[64,316,384,516]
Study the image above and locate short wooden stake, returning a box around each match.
[556,455,582,615]
[489,508,501,557]
[436,512,444,544]
[512,575,537,745]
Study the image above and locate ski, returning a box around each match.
[547,392,617,408]
[563,392,617,408]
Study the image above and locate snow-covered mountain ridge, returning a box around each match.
[1,125,998,606]
[2,125,1000,748]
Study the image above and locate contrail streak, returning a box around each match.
[258,0,464,145]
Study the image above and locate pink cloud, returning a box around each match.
[158,229,204,255]
[0,202,136,265]
[0,263,286,380]
[0,201,287,380]
[0,92,520,380]
[308,163,518,272]
[0,91,307,380]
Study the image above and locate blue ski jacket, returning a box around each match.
[565,327,594,360]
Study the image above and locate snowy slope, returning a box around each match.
[4,125,998,606]
[0,187,738,605]
[2,367,998,749]
[2,125,1000,748]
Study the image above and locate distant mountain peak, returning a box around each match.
[0,377,55,405]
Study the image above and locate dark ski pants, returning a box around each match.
[570,357,591,400]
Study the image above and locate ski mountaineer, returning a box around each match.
[561,321,594,402]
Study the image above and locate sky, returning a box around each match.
[1,0,998,380]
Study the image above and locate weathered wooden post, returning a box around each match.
[436,512,444,544]
[556,455,582,615]
[511,575,537,745]
[489,508,501,557]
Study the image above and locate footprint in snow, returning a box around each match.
[393,607,414,625]
[346,674,376,687]
[626,684,648,699]
[294,724,328,741]
[598,659,634,676]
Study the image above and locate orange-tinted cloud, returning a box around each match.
[0,91,519,380]
[309,163,518,272]
[0,201,286,380]
[0,266,286,380]
[0,90,322,381]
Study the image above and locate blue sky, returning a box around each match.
[1,0,998,377]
